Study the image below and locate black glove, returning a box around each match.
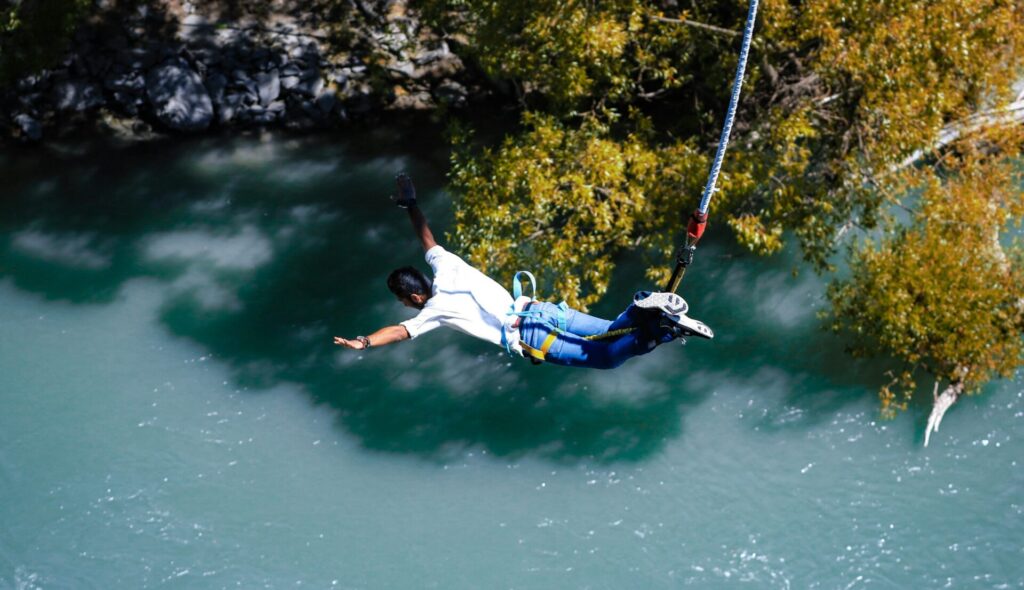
[393,172,417,208]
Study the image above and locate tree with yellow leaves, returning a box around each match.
[423,0,1024,435]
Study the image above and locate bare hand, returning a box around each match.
[333,336,366,350]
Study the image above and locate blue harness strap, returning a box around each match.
[555,301,568,332]
[502,271,541,356]
[502,271,570,363]
[512,271,537,300]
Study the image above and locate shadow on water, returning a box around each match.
[0,130,883,463]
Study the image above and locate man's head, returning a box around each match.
[387,266,432,309]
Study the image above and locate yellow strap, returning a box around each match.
[520,330,560,362]
[520,342,545,361]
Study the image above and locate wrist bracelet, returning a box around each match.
[356,335,371,349]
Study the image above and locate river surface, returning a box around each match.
[1,133,1022,589]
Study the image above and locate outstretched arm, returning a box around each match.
[395,173,437,252]
[334,325,410,350]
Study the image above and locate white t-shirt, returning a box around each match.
[400,245,526,353]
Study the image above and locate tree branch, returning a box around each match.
[924,367,968,447]
[177,21,332,41]
[650,15,741,38]
[897,97,1024,170]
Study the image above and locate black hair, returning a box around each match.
[387,266,432,299]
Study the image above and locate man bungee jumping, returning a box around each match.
[333,174,713,369]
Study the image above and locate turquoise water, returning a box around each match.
[1,134,1022,589]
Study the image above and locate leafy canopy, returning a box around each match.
[829,133,1024,415]
[0,0,88,85]
[425,0,1024,410]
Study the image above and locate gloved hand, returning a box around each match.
[392,172,417,208]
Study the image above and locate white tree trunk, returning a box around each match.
[898,97,1024,170]
[924,377,966,447]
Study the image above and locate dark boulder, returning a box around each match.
[52,79,105,112]
[14,114,43,141]
[145,59,214,132]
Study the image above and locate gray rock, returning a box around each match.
[16,75,39,93]
[255,70,280,106]
[375,30,409,52]
[316,90,337,114]
[252,48,271,64]
[126,24,147,41]
[413,54,463,80]
[249,105,279,124]
[215,27,242,45]
[112,91,140,115]
[118,47,157,70]
[352,0,381,19]
[181,49,207,77]
[391,90,433,110]
[299,99,321,119]
[388,60,416,78]
[250,48,278,72]
[291,74,324,97]
[180,14,209,40]
[14,114,42,141]
[52,79,105,111]
[195,49,221,68]
[229,70,259,103]
[241,88,259,106]
[280,75,300,90]
[345,83,374,114]
[145,59,214,132]
[17,92,42,112]
[289,43,320,63]
[218,93,245,124]
[105,72,145,94]
[434,79,468,107]
[280,64,302,77]
[328,70,349,87]
[204,72,228,104]
[413,42,451,66]
[266,100,286,114]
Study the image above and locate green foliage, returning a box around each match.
[423,0,694,110]
[428,0,1024,273]
[725,0,1024,269]
[829,136,1024,414]
[426,0,1024,412]
[0,0,89,85]
[449,111,706,309]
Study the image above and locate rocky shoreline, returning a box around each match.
[2,0,479,143]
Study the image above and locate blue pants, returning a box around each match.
[519,302,676,369]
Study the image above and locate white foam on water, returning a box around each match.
[144,224,273,270]
[11,228,112,270]
[167,268,242,311]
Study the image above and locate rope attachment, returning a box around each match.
[665,0,759,293]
